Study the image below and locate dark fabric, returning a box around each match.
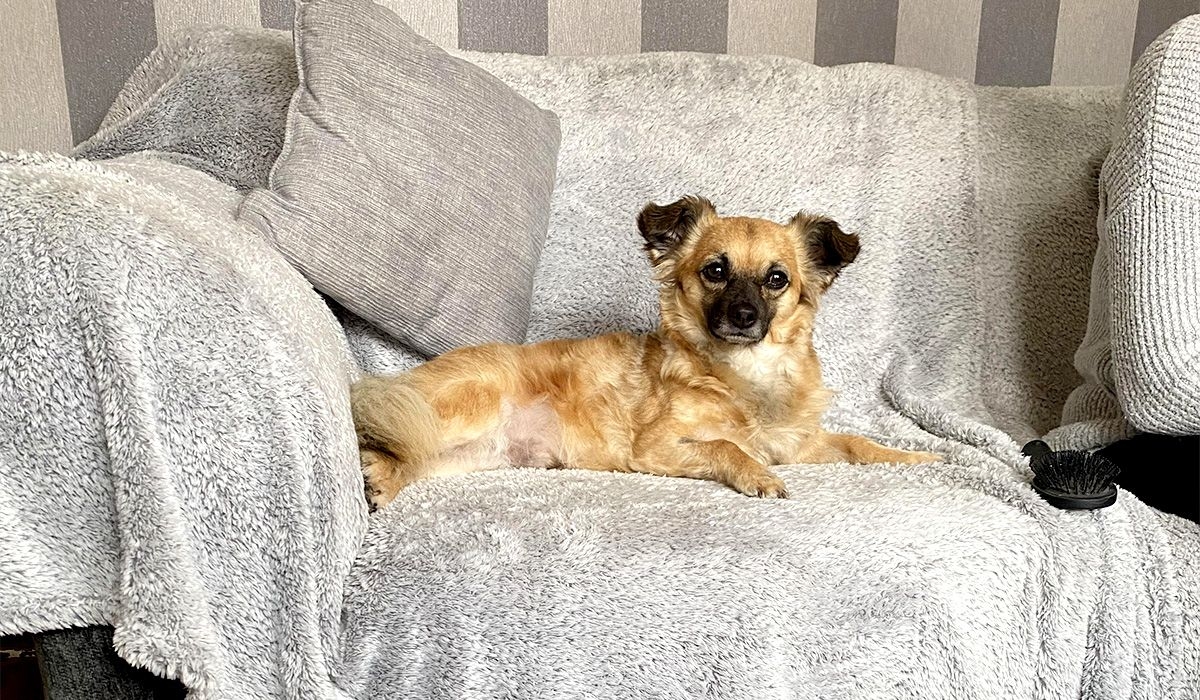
[1100,434,1200,522]
[36,627,185,700]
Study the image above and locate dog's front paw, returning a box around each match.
[729,469,789,499]
[360,449,403,511]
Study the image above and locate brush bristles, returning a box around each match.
[1031,451,1120,496]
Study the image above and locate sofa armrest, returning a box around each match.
[0,152,365,697]
[1102,16,1200,435]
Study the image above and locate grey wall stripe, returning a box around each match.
[813,0,900,66]
[381,1,458,48]
[548,0,641,55]
[1051,0,1139,86]
[728,0,817,60]
[642,0,729,53]
[894,0,982,80]
[56,0,158,144]
[1,0,72,153]
[975,0,1060,86]
[459,0,548,53]
[260,0,295,30]
[154,0,260,41]
[1132,0,1197,63]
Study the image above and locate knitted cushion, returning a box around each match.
[1062,14,1200,439]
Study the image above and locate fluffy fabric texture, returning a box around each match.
[342,466,1200,699]
[69,26,423,371]
[1059,14,1200,439]
[21,28,1200,699]
[239,0,560,358]
[72,28,297,192]
[0,152,366,699]
[330,50,1200,699]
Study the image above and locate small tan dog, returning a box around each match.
[352,196,938,508]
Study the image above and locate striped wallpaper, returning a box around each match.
[2,0,1197,154]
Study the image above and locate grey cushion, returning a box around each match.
[239,0,560,356]
[1058,14,1200,441]
[73,28,297,191]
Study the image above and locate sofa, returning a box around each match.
[1,4,1198,699]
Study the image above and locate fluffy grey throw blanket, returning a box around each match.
[334,51,1200,699]
[3,27,1198,700]
[75,29,296,191]
[0,152,365,698]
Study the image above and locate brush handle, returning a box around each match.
[1021,440,1052,460]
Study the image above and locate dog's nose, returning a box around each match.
[729,302,758,329]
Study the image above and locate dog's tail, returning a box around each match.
[349,375,441,467]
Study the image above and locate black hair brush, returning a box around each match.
[1021,440,1121,510]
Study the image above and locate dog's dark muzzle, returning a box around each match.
[706,277,772,344]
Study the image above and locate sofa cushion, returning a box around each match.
[75,28,429,372]
[73,28,297,191]
[1059,14,1200,441]
[326,49,1200,700]
[337,462,1200,699]
[238,0,561,357]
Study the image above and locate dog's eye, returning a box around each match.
[765,271,789,290]
[701,262,727,283]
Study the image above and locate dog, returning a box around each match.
[351,196,939,508]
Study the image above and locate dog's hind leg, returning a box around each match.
[350,371,510,509]
[358,448,413,510]
[351,375,443,509]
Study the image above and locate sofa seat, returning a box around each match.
[336,463,1196,699]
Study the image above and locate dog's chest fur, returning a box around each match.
[720,343,811,408]
[725,343,798,388]
[709,341,830,451]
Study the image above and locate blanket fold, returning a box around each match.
[0,152,365,699]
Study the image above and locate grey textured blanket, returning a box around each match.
[335,52,1200,699]
[0,152,365,699]
[3,26,1199,700]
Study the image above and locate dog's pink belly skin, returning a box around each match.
[504,400,563,468]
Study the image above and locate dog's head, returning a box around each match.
[637,196,859,348]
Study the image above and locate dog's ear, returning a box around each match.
[637,196,716,266]
[790,212,860,290]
